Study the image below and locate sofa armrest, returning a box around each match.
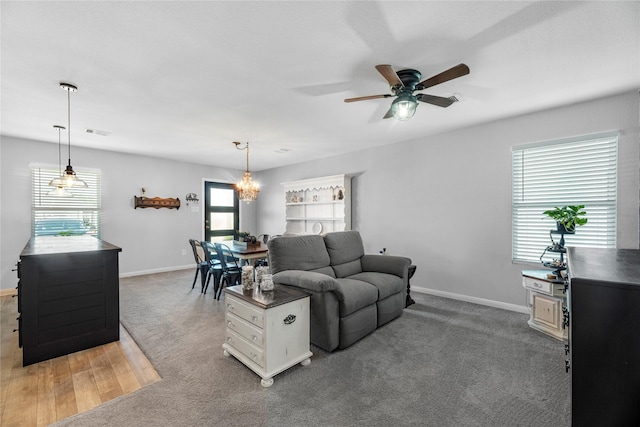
[273,270,338,293]
[361,254,412,278]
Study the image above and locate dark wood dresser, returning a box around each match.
[18,236,122,366]
[566,247,640,426]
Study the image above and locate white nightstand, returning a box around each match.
[222,285,313,387]
[522,270,567,340]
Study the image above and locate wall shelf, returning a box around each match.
[134,196,181,210]
[282,174,351,235]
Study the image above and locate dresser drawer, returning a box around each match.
[226,312,264,348]
[226,295,264,328]
[225,329,264,368]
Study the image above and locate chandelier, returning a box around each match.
[233,141,260,202]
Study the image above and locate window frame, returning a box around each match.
[511,133,618,264]
[31,165,102,238]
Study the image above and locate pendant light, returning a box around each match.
[47,125,73,197]
[233,141,260,202]
[50,83,88,188]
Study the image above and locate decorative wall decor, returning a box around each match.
[134,196,180,209]
[185,193,199,206]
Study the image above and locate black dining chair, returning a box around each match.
[200,241,223,296]
[213,242,243,300]
[188,239,209,291]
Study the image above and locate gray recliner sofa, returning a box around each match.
[267,231,412,352]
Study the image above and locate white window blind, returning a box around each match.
[31,167,101,237]
[512,134,617,263]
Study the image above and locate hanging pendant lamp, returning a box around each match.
[233,141,260,202]
[50,83,88,188]
[47,125,73,197]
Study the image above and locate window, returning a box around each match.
[204,181,239,243]
[512,133,617,263]
[31,166,101,237]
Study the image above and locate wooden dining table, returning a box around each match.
[228,242,268,265]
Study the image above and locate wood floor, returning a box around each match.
[0,295,161,427]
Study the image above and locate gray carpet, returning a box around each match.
[55,269,570,427]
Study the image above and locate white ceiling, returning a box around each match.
[2,1,638,172]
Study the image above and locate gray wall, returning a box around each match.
[255,91,640,309]
[0,137,256,290]
[1,91,638,309]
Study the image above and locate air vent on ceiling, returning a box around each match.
[85,129,111,136]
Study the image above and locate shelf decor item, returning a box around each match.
[260,274,274,291]
[255,266,269,287]
[241,266,254,290]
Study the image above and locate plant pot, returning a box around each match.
[556,221,575,234]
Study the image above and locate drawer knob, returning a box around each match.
[284,314,296,325]
[227,337,232,343]
[227,321,233,327]
[251,335,257,341]
[565,359,570,373]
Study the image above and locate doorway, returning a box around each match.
[204,181,239,243]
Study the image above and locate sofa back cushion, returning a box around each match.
[324,231,365,278]
[268,235,332,275]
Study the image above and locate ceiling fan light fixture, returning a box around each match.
[391,93,418,121]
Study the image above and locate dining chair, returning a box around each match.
[200,241,223,295]
[213,242,243,300]
[188,239,208,291]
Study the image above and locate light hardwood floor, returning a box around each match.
[0,295,161,427]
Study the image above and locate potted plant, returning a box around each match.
[543,205,588,234]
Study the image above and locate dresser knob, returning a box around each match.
[564,343,570,355]
[227,337,232,343]
[251,335,257,341]
[227,321,232,327]
[565,359,570,373]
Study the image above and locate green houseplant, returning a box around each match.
[543,205,588,233]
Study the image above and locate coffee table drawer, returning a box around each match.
[225,329,264,368]
[226,312,264,348]
[226,295,264,328]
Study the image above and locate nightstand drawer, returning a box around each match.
[226,295,264,328]
[226,312,264,348]
[225,329,264,368]
[523,276,553,294]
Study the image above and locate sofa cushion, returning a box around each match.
[268,235,330,274]
[324,231,365,277]
[347,272,405,300]
[334,278,378,316]
[332,259,362,278]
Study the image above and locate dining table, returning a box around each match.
[228,242,269,265]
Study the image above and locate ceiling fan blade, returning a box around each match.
[344,94,392,103]
[383,108,394,119]
[418,63,470,89]
[416,94,457,108]
[375,65,404,88]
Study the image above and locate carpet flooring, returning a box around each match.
[54,269,570,427]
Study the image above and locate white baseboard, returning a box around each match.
[411,285,529,314]
[119,264,193,278]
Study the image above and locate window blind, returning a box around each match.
[31,167,101,237]
[512,134,617,263]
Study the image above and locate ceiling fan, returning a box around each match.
[344,63,470,121]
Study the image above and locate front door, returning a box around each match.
[204,181,239,243]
